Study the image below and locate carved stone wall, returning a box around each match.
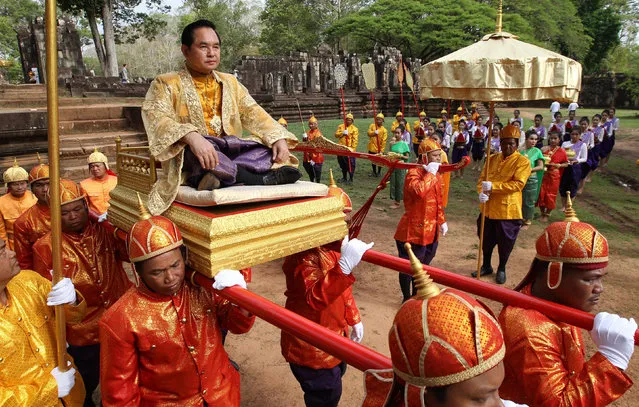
[16,17,86,84]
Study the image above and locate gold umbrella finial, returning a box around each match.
[564,193,580,222]
[405,243,440,300]
[329,168,337,187]
[495,0,503,33]
[12,157,19,168]
[36,152,42,164]
[136,192,151,221]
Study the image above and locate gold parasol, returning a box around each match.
[418,0,582,278]
[419,2,581,103]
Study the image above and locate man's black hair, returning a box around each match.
[181,19,221,47]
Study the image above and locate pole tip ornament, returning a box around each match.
[136,192,152,221]
[496,0,503,33]
[564,194,579,222]
[405,242,440,300]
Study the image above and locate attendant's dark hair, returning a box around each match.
[428,385,449,403]
[593,114,602,120]
[535,114,543,120]
[554,111,562,119]
[580,116,589,124]
[181,19,221,47]
[602,109,610,115]
[525,129,537,139]
[493,122,503,130]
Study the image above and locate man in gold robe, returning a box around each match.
[334,113,359,184]
[0,236,87,406]
[14,160,51,270]
[473,124,531,284]
[142,19,300,215]
[79,149,117,219]
[32,179,132,406]
[0,160,37,251]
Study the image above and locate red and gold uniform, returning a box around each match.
[303,128,325,164]
[100,276,254,406]
[31,180,132,346]
[13,203,50,270]
[0,270,87,406]
[281,241,361,369]
[1,161,37,250]
[13,161,51,270]
[99,200,255,406]
[362,262,506,406]
[499,218,633,406]
[394,141,445,247]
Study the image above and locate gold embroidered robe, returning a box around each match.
[141,68,299,215]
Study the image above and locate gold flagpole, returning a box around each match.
[45,0,68,370]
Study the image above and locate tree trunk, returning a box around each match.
[87,8,106,74]
[101,0,119,77]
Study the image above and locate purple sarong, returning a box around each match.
[183,135,273,187]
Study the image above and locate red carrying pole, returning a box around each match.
[190,271,392,371]
[361,250,639,346]
[340,88,347,127]
[412,92,420,115]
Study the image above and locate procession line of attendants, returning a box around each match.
[2,17,632,406]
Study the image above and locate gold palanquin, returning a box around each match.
[108,140,347,277]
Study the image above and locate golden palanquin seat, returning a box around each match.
[108,141,348,277]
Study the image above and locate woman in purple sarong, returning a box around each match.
[600,108,618,167]
[559,128,587,211]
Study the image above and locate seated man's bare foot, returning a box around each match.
[198,173,221,191]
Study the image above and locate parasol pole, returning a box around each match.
[45,0,68,371]
[360,250,639,346]
[295,99,307,136]
[476,101,495,278]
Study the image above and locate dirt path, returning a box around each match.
[227,200,639,406]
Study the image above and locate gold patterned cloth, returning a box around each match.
[13,203,50,270]
[141,67,299,215]
[281,243,361,369]
[476,151,531,219]
[79,175,118,215]
[499,284,633,406]
[99,279,255,406]
[0,191,37,251]
[420,31,582,102]
[0,270,86,406]
[32,220,133,346]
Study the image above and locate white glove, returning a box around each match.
[338,236,374,275]
[342,130,348,135]
[302,133,308,141]
[501,400,529,407]
[47,278,76,306]
[350,322,364,343]
[374,130,378,135]
[97,212,108,223]
[479,192,490,203]
[439,222,448,237]
[213,269,247,290]
[481,181,492,192]
[310,160,315,166]
[51,363,76,398]
[590,312,637,370]
[423,162,440,175]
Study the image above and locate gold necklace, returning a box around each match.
[203,75,222,136]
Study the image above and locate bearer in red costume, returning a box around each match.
[281,181,373,407]
[362,246,526,407]
[302,115,325,183]
[14,158,51,269]
[394,139,447,302]
[99,196,255,406]
[32,179,133,406]
[499,201,635,406]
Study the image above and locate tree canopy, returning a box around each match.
[0,0,42,59]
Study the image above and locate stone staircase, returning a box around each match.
[0,102,148,184]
